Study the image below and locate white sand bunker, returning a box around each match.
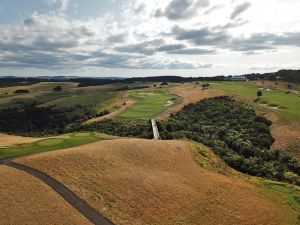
[165,100,174,106]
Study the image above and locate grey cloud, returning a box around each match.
[156,0,209,20]
[106,33,127,44]
[157,44,216,55]
[230,2,251,20]
[228,32,300,52]
[172,26,230,46]
[157,44,185,52]
[171,25,300,52]
[167,48,216,55]
[204,5,224,15]
[134,3,146,14]
[114,39,164,55]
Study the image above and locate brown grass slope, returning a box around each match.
[0,133,40,147]
[16,139,297,225]
[0,165,92,225]
[157,83,225,120]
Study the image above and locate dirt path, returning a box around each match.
[1,160,114,225]
[84,98,135,125]
[156,84,225,120]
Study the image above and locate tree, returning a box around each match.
[202,83,210,90]
[14,89,29,94]
[53,86,63,92]
[257,90,262,100]
[161,81,168,86]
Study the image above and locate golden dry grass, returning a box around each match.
[16,139,297,225]
[271,125,300,158]
[157,83,225,120]
[0,165,92,225]
[0,133,40,147]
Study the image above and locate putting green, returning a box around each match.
[117,90,176,120]
[38,139,64,147]
[0,132,103,160]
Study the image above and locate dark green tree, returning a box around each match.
[257,90,262,100]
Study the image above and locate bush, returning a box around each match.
[14,89,29,94]
[53,86,63,91]
[158,96,300,185]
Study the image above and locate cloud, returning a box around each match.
[155,0,209,20]
[1,0,300,74]
[171,25,300,52]
[171,26,230,46]
[45,0,71,12]
[166,48,216,55]
[230,2,251,20]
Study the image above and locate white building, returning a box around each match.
[229,75,248,81]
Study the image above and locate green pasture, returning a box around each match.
[0,82,120,113]
[117,89,176,120]
[0,132,103,160]
[211,82,300,123]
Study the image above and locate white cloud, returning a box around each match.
[45,0,71,12]
[0,0,300,75]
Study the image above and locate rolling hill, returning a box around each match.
[13,139,299,225]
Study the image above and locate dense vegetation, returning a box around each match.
[82,119,152,139]
[14,89,29,94]
[0,103,92,136]
[157,96,300,185]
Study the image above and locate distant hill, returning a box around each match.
[0,69,299,88]
[244,69,300,83]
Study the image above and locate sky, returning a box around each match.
[0,0,300,77]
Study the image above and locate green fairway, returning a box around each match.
[117,89,176,120]
[211,82,300,123]
[0,132,103,160]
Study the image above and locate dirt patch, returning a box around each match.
[84,94,135,125]
[271,125,300,159]
[157,83,225,120]
[17,139,296,225]
[0,133,40,147]
[0,165,91,225]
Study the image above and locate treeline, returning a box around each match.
[0,103,91,136]
[1,69,299,88]
[0,77,69,87]
[73,76,225,87]
[157,96,300,185]
[245,70,300,83]
[81,119,152,138]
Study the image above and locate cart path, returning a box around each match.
[151,119,160,140]
[2,160,114,225]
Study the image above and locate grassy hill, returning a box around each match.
[211,82,300,123]
[15,139,299,225]
[0,165,91,225]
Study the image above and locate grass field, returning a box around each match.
[117,89,176,120]
[0,132,103,159]
[16,139,299,225]
[211,82,300,123]
[0,82,122,114]
[0,165,91,225]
